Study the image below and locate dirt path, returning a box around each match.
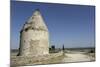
[62,53,95,63]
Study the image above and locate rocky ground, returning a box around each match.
[11,50,95,67]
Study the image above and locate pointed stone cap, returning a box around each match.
[22,9,48,31]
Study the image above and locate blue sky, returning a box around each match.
[11,1,95,49]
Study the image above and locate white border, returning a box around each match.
[0,0,99,67]
[0,0,10,67]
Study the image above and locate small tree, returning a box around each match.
[62,44,65,51]
[51,45,55,50]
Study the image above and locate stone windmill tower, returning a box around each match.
[18,9,49,56]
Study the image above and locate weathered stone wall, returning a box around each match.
[18,9,49,56]
[20,29,49,56]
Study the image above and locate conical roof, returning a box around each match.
[23,9,48,31]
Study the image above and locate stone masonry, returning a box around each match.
[18,9,49,56]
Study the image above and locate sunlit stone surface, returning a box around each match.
[18,9,49,56]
